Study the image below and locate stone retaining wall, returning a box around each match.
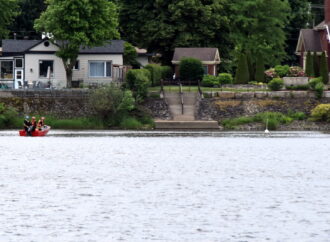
[0,90,92,118]
[0,90,170,119]
[198,92,330,121]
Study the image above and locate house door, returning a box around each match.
[14,69,24,89]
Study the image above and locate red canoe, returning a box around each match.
[19,126,51,137]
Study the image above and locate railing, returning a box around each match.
[197,79,204,99]
[179,83,184,115]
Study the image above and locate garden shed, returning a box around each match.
[171,48,221,78]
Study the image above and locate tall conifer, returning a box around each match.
[235,53,250,84]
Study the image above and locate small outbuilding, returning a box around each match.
[296,0,330,70]
[171,48,221,78]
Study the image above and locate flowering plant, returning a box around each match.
[287,66,305,77]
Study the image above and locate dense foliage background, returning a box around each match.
[0,0,325,70]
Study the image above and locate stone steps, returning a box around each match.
[155,120,219,130]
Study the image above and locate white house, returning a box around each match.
[0,39,125,89]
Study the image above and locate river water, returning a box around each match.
[0,130,330,242]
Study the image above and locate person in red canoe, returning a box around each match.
[23,116,32,135]
[28,116,37,134]
[37,117,46,130]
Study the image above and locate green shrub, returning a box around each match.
[179,57,204,83]
[310,104,330,122]
[309,77,323,90]
[320,51,329,84]
[161,66,173,80]
[119,117,143,129]
[288,111,306,120]
[218,73,233,85]
[285,84,310,90]
[89,84,126,120]
[221,111,304,130]
[305,51,314,77]
[0,103,19,129]
[268,78,284,91]
[274,65,290,77]
[45,117,104,129]
[202,75,219,87]
[266,118,279,130]
[315,82,324,99]
[313,52,320,77]
[126,69,151,101]
[145,64,162,86]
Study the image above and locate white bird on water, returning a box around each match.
[265,118,270,134]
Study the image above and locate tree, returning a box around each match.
[35,0,119,88]
[10,0,46,39]
[179,58,204,83]
[0,0,18,38]
[305,51,314,77]
[255,53,265,83]
[235,53,250,84]
[319,51,329,84]
[124,42,140,68]
[118,0,230,64]
[313,52,320,77]
[230,0,290,66]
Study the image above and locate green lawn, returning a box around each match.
[148,85,269,93]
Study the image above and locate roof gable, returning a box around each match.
[29,39,59,52]
[296,29,323,53]
[172,48,220,64]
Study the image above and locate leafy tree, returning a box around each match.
[305,51,314,77]
[313,52,320,77]
[230,0,290,66]
[319,51,329,84]
[179,57,204,83]
[255,53,265,83]
[35,0,119,88]
[235,53,249,84]
[118,0,230,64]
[124,42,140,68]
[10,0,46,39]
[0,0,18,38]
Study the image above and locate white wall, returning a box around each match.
[137,56,149,67]
[72,54,123,84]
[24,53,123,88]
[24,54,66,88]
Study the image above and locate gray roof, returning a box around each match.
[172,48,219,62]
[1,39,124,54]
[79,40,124,54]
[2,39,40,54]
[300,29,323,52]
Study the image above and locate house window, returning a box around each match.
[39,60,54,78]
[203,65,208,75]
[0,61,14,79]
[73,60,80,70]
[89,61,112,77]
[15,59,23,68]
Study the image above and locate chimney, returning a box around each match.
[326,0,330,23]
